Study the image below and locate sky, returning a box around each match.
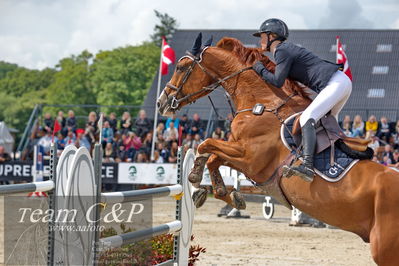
[1,0,399,70]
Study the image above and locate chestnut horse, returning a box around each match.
[157,35,399,265]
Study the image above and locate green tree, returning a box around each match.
[46,50,95,106]
[0,61,18,79]
[90,43,160,109]
[150,10,178,46]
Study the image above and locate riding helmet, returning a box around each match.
[253,18,289,40]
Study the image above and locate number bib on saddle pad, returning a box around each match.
[280,113,359,182]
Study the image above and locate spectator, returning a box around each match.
[179,114,189,135]
[112,131,122,150]
[102,121,114,146]
[155,132,166,148]
[365,115,378,139]
[182,134,193,149]
[168,142,179,163]
[115,145,128,162]
[212,127,225,139]
[135,110,151,138]
[156,122,165,136]
[64,130,76,147]
[372,155,380,163]
[108,112,118,133]
[392,121,399,149]
[142,132,153,157]
[163,121,179,142]
[75,129,91,150]
[43,113,53,133]
[66,110,77,133]
[124,131,142,161]
[192,133,203,152]
[56,111,66,129]
[121,112,132,134]
[135,151,149,163]
[0,145,11,162]
[377,116,391,143]
[86,111,98,143]
[391,150,399,165]
[157,142,169,162]
[189,113,204,137]
[368,136,380,153]
[341,115,352,136]
[351,115,364,138]
[382,144,394,163]
[103,143,116,162]
[340,115,352,129]
[382,155,391,166]
[152,150,164,163]
[224,113,234,134]
[165,114,180,130]
[56,132,66,152]
[166,132,178,148]
[38,129,53,154]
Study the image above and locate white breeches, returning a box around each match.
[300,70,352,127]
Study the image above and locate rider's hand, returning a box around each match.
[253,61,266,75]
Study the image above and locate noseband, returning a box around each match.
[165,47,252,111]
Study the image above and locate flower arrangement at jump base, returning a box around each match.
[98,224,206,265]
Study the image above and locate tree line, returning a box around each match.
[0,10,177,135]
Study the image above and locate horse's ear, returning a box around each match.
[203,35,213,47]
[191,32,202,55]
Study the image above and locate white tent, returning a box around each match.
[0,122,15,154]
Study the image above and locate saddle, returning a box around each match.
[291,114,371,153]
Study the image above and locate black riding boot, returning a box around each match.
[284,119,316,182]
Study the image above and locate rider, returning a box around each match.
[252,18,352,182]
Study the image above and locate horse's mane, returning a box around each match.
[216,37,307,97]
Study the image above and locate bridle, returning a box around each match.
[163,46,297,124]
[164,47,252,111]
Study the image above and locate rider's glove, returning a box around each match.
[253,61,266,75]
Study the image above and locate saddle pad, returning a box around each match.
[280,113,359,182]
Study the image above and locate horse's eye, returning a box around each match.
[176,65,183,73]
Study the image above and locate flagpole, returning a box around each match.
[150,37,165,161]
[336,36,339,64]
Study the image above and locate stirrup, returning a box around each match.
[282,165,314,182]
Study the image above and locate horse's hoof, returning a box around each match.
[230,190,246,210]
[188,171,202,184]
[188,157,208,183]
[192,188,208,208]
[215,186,227,197]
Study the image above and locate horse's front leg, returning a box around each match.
[188,138,244,186]
[189,138,246,208]
[207,155,246,209]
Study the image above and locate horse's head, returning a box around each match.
[157,33,218,117]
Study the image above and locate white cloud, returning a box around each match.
[0,0,396,69]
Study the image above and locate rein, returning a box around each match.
[165,49,252,111]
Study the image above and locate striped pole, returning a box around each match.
[101,184,182,203]
[0,180,54,195]
[99,221,182,249]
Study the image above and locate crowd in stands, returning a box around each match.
[24,110,233,164]
[3,111,398,170]
[340,115,399,169]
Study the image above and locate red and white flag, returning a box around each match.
[336,36,353,81]
[161,37,176,75]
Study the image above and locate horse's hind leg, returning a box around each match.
[207,154,246,209]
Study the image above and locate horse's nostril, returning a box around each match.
[157,101,160,108]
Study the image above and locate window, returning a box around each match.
[372,66,389,74]
[330,44,346,52]
[367,89,385,98]
[376,44,392,53]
